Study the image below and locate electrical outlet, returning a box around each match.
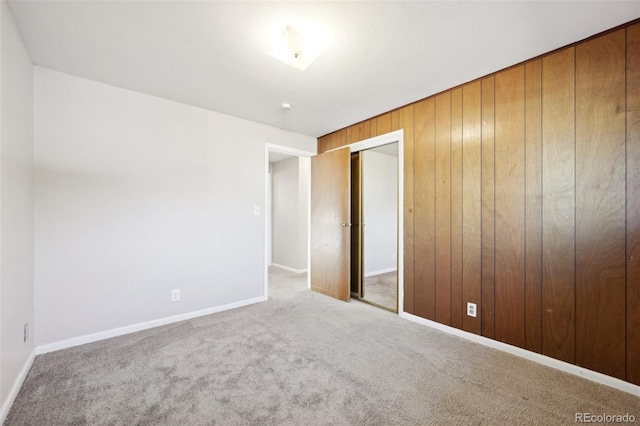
[171,289,180,302]
[467,302,477,318]
[24,323,29,342]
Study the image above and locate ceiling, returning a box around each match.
[7,1,640,138]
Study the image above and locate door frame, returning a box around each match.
[323,130,404,314]
[264,143,315,300]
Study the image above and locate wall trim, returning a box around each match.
[270,263,308,274]
[364,267,397,278]
[36,296,266,355]
[400,312,640,397]
[0,348,36,425]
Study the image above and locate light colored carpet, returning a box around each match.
[5,267,638,425]
[362,271,397,310]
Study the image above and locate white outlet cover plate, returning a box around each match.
[467,302,477,318]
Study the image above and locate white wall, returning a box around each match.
[362,149,397,276]
[34,68,316,345]
[0,0,34,417]
[271,156,308,271]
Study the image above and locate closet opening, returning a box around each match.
[309,129,404,314]
[351,143,398,312]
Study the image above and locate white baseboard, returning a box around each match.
[364,267,397,278]
[0,348,36,425]
[400,312,640,397]
[270,263,307,274]
[36,296,266,355]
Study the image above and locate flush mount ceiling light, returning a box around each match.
[268,24,328,71]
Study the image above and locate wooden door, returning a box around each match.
[310,147,351,301]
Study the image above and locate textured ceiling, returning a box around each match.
[7,1,640,138]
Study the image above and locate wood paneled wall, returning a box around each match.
[317,21,640,385]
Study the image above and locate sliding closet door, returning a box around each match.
[310,147,351,301]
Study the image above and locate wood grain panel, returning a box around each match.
[369,118,377,139]
[494,66,526,348]
[377,112,392,136]
[575,30,626,379]
[462,82,482,335]
[326,132,336,151]
[352,122,365,144]
[338,129,347,149]
[317,136,329,154]
[310,148,351,301]
[391,109,400,131]
[435,92,452,325]
[363,120,372,140]
[627,22,640,386]
[413,99,436,320]
[450,88,464,329]
[400,105,416,314]
[346,126,354,145]
[541,48,575,363]
[525,59,542,353]
[328,132,339,151]
[481,76,496,339]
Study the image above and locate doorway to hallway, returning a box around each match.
[264,144,314,299]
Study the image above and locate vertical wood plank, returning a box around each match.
[462,82,482,335]
[328,132,340,150]
[363,120,371,140]
[326,132,335,150]
[339,129,347,149]
[541,48,575,363]
[400,105,416,315]
[481,76,496,339]
[377,112,392,136]
[369,118,377,139]
[627,22,640,386]
[525,59,543,353]
[435,92,452,325]
[413,99,437,320]
[494,66,526,348]
[346,126,354,145]
[575,30,626,379]
[391,109,400,131]
[327,132,338,151]
[352,122,365,143]
[451,88,464,329]
[317,136,329,154]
